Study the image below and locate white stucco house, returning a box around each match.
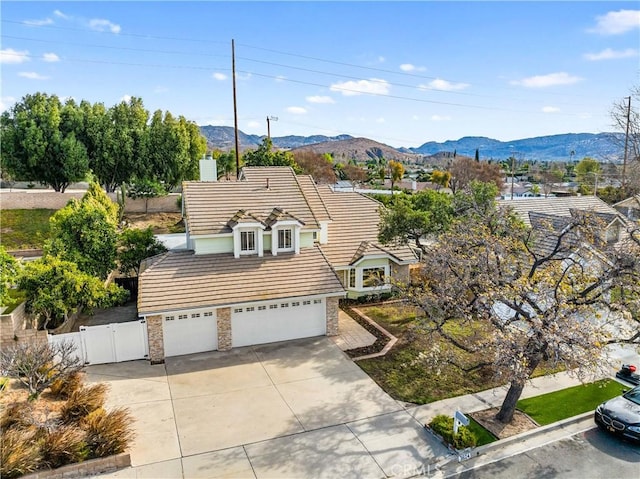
[137,165,416,362]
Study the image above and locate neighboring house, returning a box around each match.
[614,195,640,222]
[498,196,628,245]
[138,166,416,362]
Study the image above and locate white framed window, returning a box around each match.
[362,267,387,288]
[281,303,289,308]
[258,305,266,311]
[191,313,200,318]
[165,315,175,321]
[312,231,318,242]
[349,269,356,288]
[303,300,311,306]
[269,304,278,309]
[314,299,322,304]
[292,301,300,307]
[278,228,293,249]
[240,231,256,252]
[234,308,243,313]
[178,314,188,320]
[203,311,213,317]
[246,306,255,312]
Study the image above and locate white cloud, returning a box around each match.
[420,78,470,91]
[24,18,54,26]
[542,106,560,113]
[0,96,16,112]
[306,95,335,104]
[18,71,48,80]
[330,78,390,96]
[42,53,60,63]
[212,72,227,81]
[431,115,451,121]
[89,19,121,34]
[54,10,70,20]
[120,95,132,103]
[1,48,30,64]
[510,72,582,88]
[400,63,426,72]
[589,9,640,35]
[584,48,637,61]
[287,106,307,114]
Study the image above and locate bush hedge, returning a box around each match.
[428,414,477,449]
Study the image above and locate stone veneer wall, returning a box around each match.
[0,302,47,350]
[217,307,232,351]
[326,297,339,336]
[146,315,164,363]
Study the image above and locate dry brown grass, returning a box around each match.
[59,383,108,424]
[82,407,135,457]
[39,425,89,468]
[49,371,85,399]
[0,428,42,479]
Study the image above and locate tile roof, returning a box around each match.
[138,246,345,315]
[498,196,622,227]
[317,187,417,266]
[183,167,321,235]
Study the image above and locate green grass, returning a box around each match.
[0,209,55,249]
[517,379,625,426]
[467,418,497,446]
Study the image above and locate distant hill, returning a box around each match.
[199,126,625,162]
[412,133,625,162]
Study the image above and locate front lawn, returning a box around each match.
[517,379,625,426]
[0,209,55,250]
[354,302,562,405]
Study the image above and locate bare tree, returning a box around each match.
[0,341,84,399]
[611,86,640,194]
[405,201,640,423]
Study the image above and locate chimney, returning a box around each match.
[199,153,218,182]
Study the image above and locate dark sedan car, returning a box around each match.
[594,385,640,442]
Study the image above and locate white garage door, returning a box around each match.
[231,298,326,348]
[163,310,217,357]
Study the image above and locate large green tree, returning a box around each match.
[574,157,601,193]
[403,192,640,424]
[242,138,301,172]
[379,189,453,253]
[18,256,127,330]
[118,227,168,278]
[0,93,89,192]
[45,184,119,279]
[0,246,20,307]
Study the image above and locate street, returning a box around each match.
[456,427,640,479]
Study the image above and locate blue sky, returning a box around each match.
[1,1,638,148]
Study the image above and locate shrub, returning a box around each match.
[60,383,108,424]
[0,401,34,430]
[82,407,135,457]
[0,376,9,391]
[39,425,89,469]
[0,428,42,478]
[49,371,84,399]
[428,414,477,449]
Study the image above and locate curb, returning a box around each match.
[431,411,595,474]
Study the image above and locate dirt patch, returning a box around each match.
[470,407,539,439]
[122,212,184,234]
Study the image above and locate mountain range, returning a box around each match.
[199,126,625,163]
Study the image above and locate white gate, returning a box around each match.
[48,320,149,365]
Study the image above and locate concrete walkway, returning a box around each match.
[95,343,639,479]
[331,310,377,351]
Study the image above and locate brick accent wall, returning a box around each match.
[217,307,232,351]
[326,296,339,336]
[146,315,164,363]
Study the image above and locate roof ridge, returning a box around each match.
[302,175,333,221]
[315,243,346,289]
[292,170,322,229]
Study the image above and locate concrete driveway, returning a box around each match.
[89,337,448,478]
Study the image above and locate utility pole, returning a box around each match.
[622,95,631,192]
[510,154,516,200]
[232,39,240,179]
[266,116,278,140]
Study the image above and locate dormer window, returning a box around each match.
[278,229,293,250]
[240,231,256,253]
